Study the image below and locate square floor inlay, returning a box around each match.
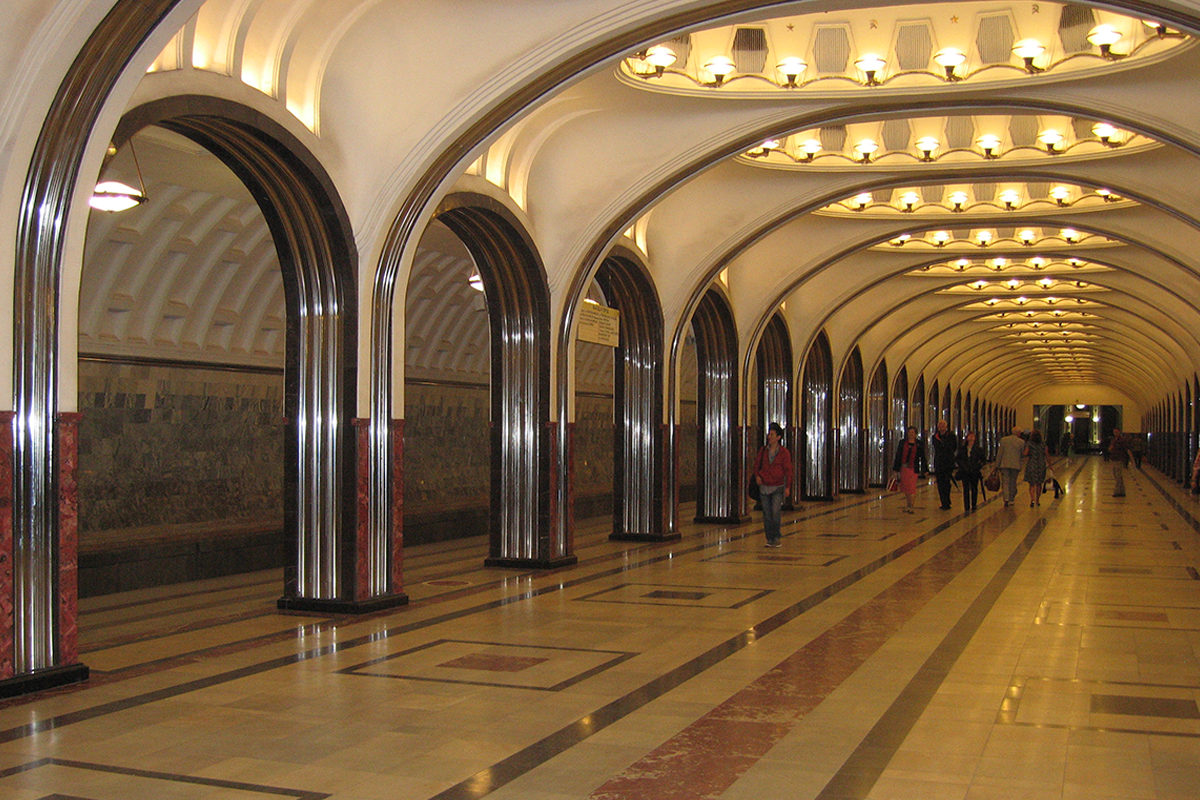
[340,639,636,691]
[576,582,770,609]
[0,759,327,800]
[1000,678,1200,735]
[705,551,847,567]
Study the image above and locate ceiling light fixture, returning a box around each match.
[776,56,807,87]
[949,190,969,212]
[800,139,822,161]
[1038,129,1064,154]
[1061,228,1080,243]
[853,193,873,211]
[976,230,993,247]
[854,53,886,85]
[1087,24,1124,58]
[90,138,148,213]
[900,192,920,212]
[1091,122,1123,147]
[933,48,967,80]
[644,45,677,77]
[977,134,1001,159]
[1019,229,1037,246]
[854,139,878,163]
[1050,186,1072,206]
[1000,189,1020,210]
[915,137,939,161]
[704,56,736,85]
[932,230,951,247]
[1012,39,1045,72]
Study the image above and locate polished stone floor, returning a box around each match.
[1,455,1198,799]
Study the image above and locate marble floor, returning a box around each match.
[2,455,1199,799]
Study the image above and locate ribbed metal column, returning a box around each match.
[867,362,889,487]
[801,332,833,500]
[837,347,865,492]
[598,255,666,541]
[692,290,739,522]
[891,367,909,458]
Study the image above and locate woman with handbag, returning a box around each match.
[956,430,986,512]
[891,427,926,514]
[1024,429,1049,507]
[752,422,792,547]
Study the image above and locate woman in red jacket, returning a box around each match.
[753,422,793,547]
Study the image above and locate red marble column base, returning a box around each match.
[391,419,404,593]
[0,412,14,681]
[56,413,82,666]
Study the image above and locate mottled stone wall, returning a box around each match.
[77,360,285,536]
[403,381,491,519]
[574,394,614,516]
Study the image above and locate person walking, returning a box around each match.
[996,425,1026,507]
[1109,428,1130,497]
[956,431,986,512]
[752,422,792,547]
[892,427,927,514]
[1024,429,1049,507]
[931,418,959,511]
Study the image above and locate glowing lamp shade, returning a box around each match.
[854,53,886,83]
[854,139,878,162]
[1087,24,1122,47]
[704,55,736,83]
[975,230,994,245]
[977,134,1002,157]
[1038,129,1064,152]
[1012,39,1045,59]
[933,47,966,79]
[1061,228,1080,243]
[999,189,1021,209]
[915,136,939,159]
[1020,229,1037,244]
[776,56,807,84]
[1050,186,1072,204]
[932,230,951,245]
[89,181,146,212]
[852,192,873,209]
[900,191,920,210]
[800,139,823,157]
[645,45,677,69]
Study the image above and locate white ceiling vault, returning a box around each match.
[77,0,1200,423]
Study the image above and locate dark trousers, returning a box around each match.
[962,475,980,511]
[761,488,783,544]
[936,470,954,509]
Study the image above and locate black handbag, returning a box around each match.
[748,480,760,501]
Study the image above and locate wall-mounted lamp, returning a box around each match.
[932,230,951,247]
[977,134,1001,159]
[90,138,148,212]
[954,257,971,270]
[854,139,878,163]
[976,230,993,247]
[1050,186,1072,206]
[800,139,823,161]
[852,193,873,211]
[855,53,886,85]
[1019,229,1037,246]
[991,257,1008,269]
[1029,256,1046,268]
[933,48,966,81]
[1091,122,1123,147]
[1096,188,1118,202]
[915,136,939,161]
[644,45,677,77]
[890,234,911,246]
[1000,189,1020,210]
[949,191,969,212]
[1087,24,1124,58]
[1038,129,1064,154]
[776,56,807,87]
[1061,228,1080,244]
[900,192,920,212]
[1012,39,1045,72]
[704,56,736,85]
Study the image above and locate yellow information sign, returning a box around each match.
[577,303,620,347]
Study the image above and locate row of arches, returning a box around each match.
[1145,377,1200,485]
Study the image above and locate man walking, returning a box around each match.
[931,418,958,511]
[996,426,1026,507]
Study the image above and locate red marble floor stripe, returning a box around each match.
[591,518,1009,800]
[0,412,13,680]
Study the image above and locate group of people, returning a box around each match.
[887,421,1059,512]
[892,420,994,513]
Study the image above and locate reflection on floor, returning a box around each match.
[1,456,1198,799]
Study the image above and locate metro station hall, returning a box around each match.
[3,1,1200,798]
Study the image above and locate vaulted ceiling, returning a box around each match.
[81,0,1200,419]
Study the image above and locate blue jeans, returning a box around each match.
[761,487,783,543]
